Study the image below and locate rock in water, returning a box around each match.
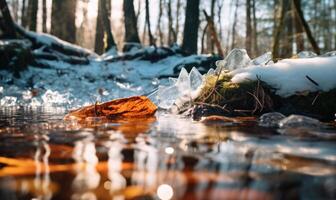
[297,51,317,58]
[259,112,286,127]
[278,114,322,129]
[64,96,157,121]
[321,51,336,57]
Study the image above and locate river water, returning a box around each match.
[0,107,335,200]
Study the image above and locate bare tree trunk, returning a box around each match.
[42,0,47,32]
[11,0,19,21]
[201,24,209,54]
[226,0,234,52]
[27,0,38,31]
[231,0,239,49]
[95,0,116,54]
[51,0,77,43]
[245,0,252,54]
[203,10,224,57]
[334,0,336,49]
[155,0,163,46]
[206,0,216,53]
[175,0,181,43]
[167,0,176,45]
[272,0,286,59]
[283,0,293,57]
[123,0,141,47]
[135,0,141,24]
[145,0,155,46]
[252,0,258,55]
[103,0,116,51]
[292,0,320,54]
[292,0,304,52]
[182,0,200,54]
[21,0,27,27]
[217,0,224,41]
[95,0,105,54]
[0,0,17,38]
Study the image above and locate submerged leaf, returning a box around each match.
[64,96,157,121]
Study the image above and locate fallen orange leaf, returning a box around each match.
[64,96,157,121]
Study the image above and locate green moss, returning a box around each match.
[195,73,275,114]
[193,72,336,120]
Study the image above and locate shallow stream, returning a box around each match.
[0,107,335,199]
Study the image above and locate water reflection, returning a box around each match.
[157,184,174,200]
[0,109,335,199]
[34,139,52,200]
[72,137,100,200]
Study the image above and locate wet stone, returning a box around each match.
[297,51,317,58]
[259,112,286,128]
[278,114,322,129]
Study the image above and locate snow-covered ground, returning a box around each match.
[1,46,336,110]
[0,53,213,109]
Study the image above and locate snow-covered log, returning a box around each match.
[14,23,96,58]
[103,46,177,62]
[0,40,33,76]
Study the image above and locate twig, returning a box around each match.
[306,75,319,86]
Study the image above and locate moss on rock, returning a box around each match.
[194,72,336,120]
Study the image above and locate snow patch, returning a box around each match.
[230,57,336,97]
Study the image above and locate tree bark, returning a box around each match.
[42,0,47,32]
[272,0,286,60]
[245,0,252,54]
[216,0,224,44]
[95,0,116,54]
[21,0,27,27]
[27,0,38,31]
[252,0,258,55]
[11,0,19,21]
[167,0,176,45]
[182,0,200,54]
[292,0,304,52]
[175,0,181,43]
[203,10,224,57]
[123,0,141,45]
[206,0,216,53]
[156,0,163,46]
[231,0,239,50]
[292,0,320,54]
[145,0,155,46]
[334,0,336,49]
[103,0,116,51]
[0,0,17,38]
[283,0,293,57]
[51,0,77,43]
[95,0,105,54]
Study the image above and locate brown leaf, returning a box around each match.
[64,96,157,121]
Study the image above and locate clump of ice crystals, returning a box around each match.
[252,52,272,65]
[278,115,322,129]
[41,89,71,106]
[0,96,17,106]
[297,51,317,58]
[321,51,336,57]
[259,112,286,127]
[156,67,204,109]
[215,48,251,72]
